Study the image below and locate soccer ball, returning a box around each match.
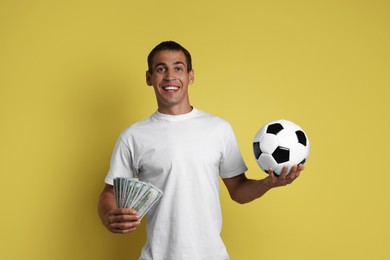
[253,119,310,176]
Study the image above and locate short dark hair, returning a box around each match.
[147,41,192,73]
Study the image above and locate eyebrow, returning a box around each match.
[154,61,186,68]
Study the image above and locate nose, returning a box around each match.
[164,69,176,81]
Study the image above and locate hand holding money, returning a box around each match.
[102,208,141,234]
[114,177,163,219]
[101,178,163,234]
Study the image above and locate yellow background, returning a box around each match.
[1,0,389,259]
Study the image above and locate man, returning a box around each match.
[98,41,304,260]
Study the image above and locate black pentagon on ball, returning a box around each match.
[266,123,284,135]
[295,130,307,146]
[253,142,262,160]
[272,146,290,163]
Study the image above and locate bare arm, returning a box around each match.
[223,165,304,204]
[98,184,141,234]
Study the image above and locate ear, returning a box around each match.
[146,71,152,86]
[189,69,195,85]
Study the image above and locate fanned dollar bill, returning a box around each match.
[113,177,163,219]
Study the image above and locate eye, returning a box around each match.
[156,66,166,73]
[175,66,184,72]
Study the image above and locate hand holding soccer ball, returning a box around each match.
[264,164,304,188]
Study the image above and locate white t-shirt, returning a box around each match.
[105,107,247,260]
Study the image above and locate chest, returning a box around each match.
[132,122,224,176]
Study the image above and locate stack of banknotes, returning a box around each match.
[114,177,163,219]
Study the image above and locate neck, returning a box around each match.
[157,104,193,115]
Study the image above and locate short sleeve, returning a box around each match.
[105,136,136,185]
[219,123,248,179]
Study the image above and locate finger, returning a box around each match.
[293,164,304,179]
[279,166,288,180]
[108,219,141,234]
[109,209,136,218]
[268,168,276,181]
[106,219,140,234]
[288,165,298,179]
[291,164,304,179]
[109,213,140,223]
[112,226,138,234]
[295,164,302,177]
[110,220,141,230]
[286,165,303,183]
[113,208,139,216]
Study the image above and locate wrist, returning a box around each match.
[260,177,273,191]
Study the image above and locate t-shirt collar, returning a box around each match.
[153,107,199,122]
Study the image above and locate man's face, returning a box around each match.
[146,50,194,114]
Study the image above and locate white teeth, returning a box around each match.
[163,86,179,90]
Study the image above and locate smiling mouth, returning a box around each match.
[162,86,179,91]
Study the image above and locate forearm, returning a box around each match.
[98,185,116,222]
[224,166,303,204]
[228,178,272,204]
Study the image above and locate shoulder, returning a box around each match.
[118,115,154,140]
[194,108,231,127]
[192,109,237,140]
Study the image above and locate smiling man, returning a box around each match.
[98,41,304,260]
